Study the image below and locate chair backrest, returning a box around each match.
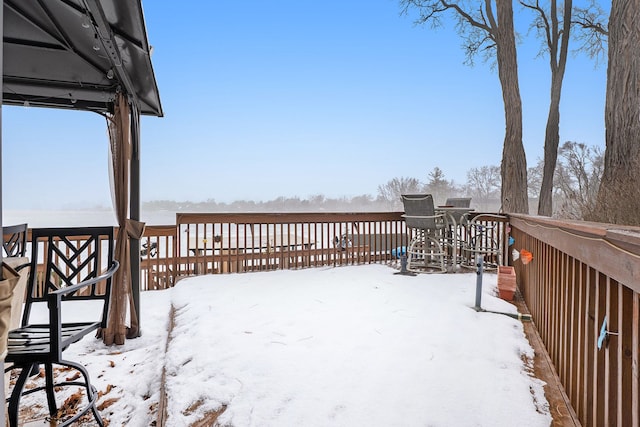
[445,197,471,208]
[2,223,28,258]
[401,194,440,230]
[22,226,115,327]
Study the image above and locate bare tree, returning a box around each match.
[423,167,458,204]
[554,141,603,219]
[572,0,608,63]
[520,0,572,216]
[464,165,501,211]
[589,0,640,226]
[377,177,422,210]
[400,0,528,213]
[527,159,543,199]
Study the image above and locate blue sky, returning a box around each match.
[2,0,607,209]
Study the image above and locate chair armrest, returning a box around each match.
[45,260,118,357]
[401,213,445,220]
[402,213,446,229]
[469,213,508,222]
[13,262,30,272]
[4,256,30,272]
[439,212,457,224]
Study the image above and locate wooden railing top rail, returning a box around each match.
[509,214,640,292]
[143,225,178,236]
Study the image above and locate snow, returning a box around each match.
[19,264,551,426]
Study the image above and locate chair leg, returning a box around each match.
[7,363,37,427]
[406,234,446,274]
[29,363,40,376]
[7,361,103,427]
[59,360,104,427]
[44,362,57,417]
[83,365,104,427]
[406,236,421,272]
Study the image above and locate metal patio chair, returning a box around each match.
[461,213,507,270]
[441,198,473,266]
[444,197,471,208]
[2,224,32,341]
[401,194,447,273]
[2,223,28,258]
[5,227,119,427]
[442,197,473,229]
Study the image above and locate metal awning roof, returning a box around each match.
[3,0,162,116]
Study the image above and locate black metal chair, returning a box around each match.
[2,223,28,258]
[2,224,32,342]
[4,227,119,427]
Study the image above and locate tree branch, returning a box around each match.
[441,0,493,34]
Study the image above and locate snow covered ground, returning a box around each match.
[17,264,551,426]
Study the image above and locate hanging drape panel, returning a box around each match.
[102,93,144,345]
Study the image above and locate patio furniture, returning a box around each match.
[401,194,447,273]
[5,227,119,427]
[437,200,473,267]
[2,224,31,335]
[444,197,472,208]
[140,241,158,258]
[436,206,475,269]
[461,214,507,270]
[2,223,28,258]
[442,198,472,225]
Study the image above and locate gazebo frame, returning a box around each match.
[1,0,162,422]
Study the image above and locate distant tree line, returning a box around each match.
[144,140,601,219]
[142,195,390,213]
[375,139,603,218]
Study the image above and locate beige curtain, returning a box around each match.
[101,93,145,345]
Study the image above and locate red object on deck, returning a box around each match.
[497,266,517,301]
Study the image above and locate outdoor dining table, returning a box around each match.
[435,206,475,224]
[187,236,246,273]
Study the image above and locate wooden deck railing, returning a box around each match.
[138,211,509,290]
[15,212,508,292]
[140,212,409,289]
[509,214,640,427]
[140,225,178,291]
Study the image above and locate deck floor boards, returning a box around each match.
[514,290,582,427]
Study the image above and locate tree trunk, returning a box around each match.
[538,89,560,216]
[495,0,529,214]
[537,0,571,217]
[590,0,640,225]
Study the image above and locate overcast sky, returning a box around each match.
[2,0,607,210]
